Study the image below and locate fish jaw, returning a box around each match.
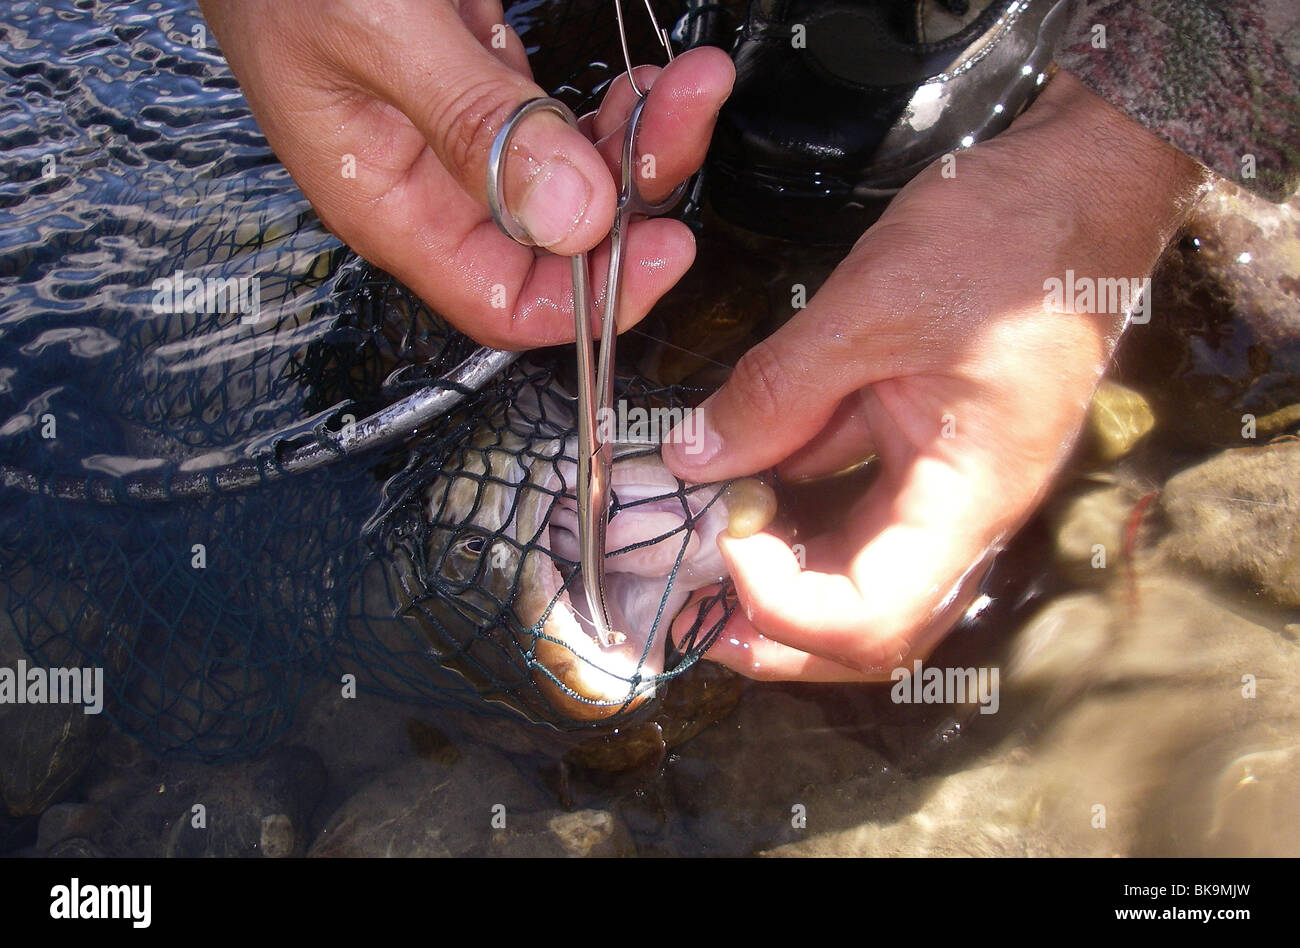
[517,548,662,720]
[513,440,776,721]
[512,443,665,720]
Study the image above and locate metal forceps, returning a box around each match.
[486,0,685,650]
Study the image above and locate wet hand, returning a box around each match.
[197,0,733,348]
[665,72,1208,681]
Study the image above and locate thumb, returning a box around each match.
[662,306,874,482]
[359,3,617,253]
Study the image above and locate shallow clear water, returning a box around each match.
[2,0,1298,857]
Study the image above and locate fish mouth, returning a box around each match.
[520,455,776,721]
[548,483,728,651]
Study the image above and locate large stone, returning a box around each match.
[0,698,105,818]
[1157,441,1300,608]
[35,802,109,854]
[288,679,428,828]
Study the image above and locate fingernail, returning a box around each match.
[516,159,590,248]
[671,402,723,467]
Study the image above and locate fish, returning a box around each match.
[418,367,777,722]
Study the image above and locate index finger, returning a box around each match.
[588,47,735,204]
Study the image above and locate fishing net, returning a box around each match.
[0,0,738,760]
[348,362,739,726]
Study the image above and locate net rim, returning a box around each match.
[0,345,520,505]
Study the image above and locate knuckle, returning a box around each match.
[728,340,794,421]
[432,81,525,182]
[352,0,407,30]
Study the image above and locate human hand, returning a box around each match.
[665,72,1208,681]
[197,0,733,348]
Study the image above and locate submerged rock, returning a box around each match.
[289,678,427,826]
[488,808,635,858]
[1052,484,1139,584]
[0,604,109,817]
[1156,441,1300,608]
[35,803,109,855]
[76,739,326,858]
[1117,181,1300,449]
[0,697,105,818]
[663,689,895,856]
[67,728,327,853]
[0,809,34,856]
[1006,592,1114,695]
[309,749,554,857]
[45,838,106,858]
[771,576,1300,857]
[1137,735,1300,857]
[163,746,326,858]
[259,813,296,859]
[1086,381,1155,461]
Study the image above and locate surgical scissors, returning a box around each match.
[486,0,685,651]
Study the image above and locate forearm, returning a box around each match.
[1003,69,1211,277]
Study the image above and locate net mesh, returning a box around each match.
[343,362,739,727]
[0,0,736,760]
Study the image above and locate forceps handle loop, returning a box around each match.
[486,96,581,246]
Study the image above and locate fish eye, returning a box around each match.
[454,535,486,558]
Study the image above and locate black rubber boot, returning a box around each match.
[707,0,1075,244]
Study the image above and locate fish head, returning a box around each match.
[418,376,777,723]
[513,438,775,721]
[421,423,532,600]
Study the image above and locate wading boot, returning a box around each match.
[707,0,1075,243]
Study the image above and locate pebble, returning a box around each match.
[1086,380,1155,461]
